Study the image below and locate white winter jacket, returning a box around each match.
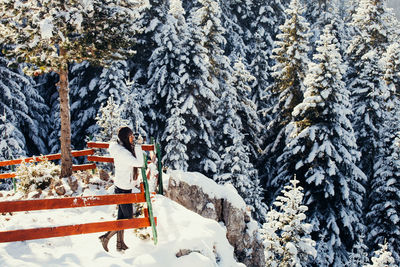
[109,142,144,191]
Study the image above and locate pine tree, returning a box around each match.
[146,0,218,176]
[193,0,263,177]
[337,0,358,21]
[120,85,146,138]
[247,0,287,109]
[193,0,240,171]
[193,0,229,98]
[0,55,47,156]
[0,57,32,189]
[145,0,190,141]
[173,4,218,176]
[260,178,316,267]
[95,95,128,142]
[276,24,366,266]
[346,2,400,262]
[130,0,167,86]
[314,233,333,266]
[135,0,167,60]
[348,235,370,267]
[367,126,400,264]
[220,0,255,59]
[97,61,130,106]
[0,0,148,177]
[0,55,48,156]
[346,0,399,179]
[214,59,266,220]
[249,0,289,178]
[130,0,167,138]
[20,78,48,156]
[365,42,400,264]
[336,0,359,56]
[248,29,271,112]
[301,0,351,71]
[162,101,189,171]
[69,60,131,148]
[69,61,102,149]
[260,0,312,204]
[94,61,131,139]
[48,88,61,154]
[382,43,400,95]
[302,0,328,42]
[0,113,25,161]
[231,59,262,161]
[364,241,396,267]
[34,72,59,154]
[0,113,25,190]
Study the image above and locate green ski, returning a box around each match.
[141,153,158,245]
[11,164,16,193]
[156,143,163,195]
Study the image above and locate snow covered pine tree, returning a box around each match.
[214,59,266,221]
[346,1,400,263]
[364,241,396,267]
[0,0,148,177]
[260,178,316,267]
[276,24,366,266]
[145,0,191,170]
[261,0,312,204]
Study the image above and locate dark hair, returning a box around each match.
[117,126,135,157]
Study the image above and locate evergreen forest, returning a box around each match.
[1,0,400,266]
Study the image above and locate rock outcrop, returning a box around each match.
[165,170,265,267]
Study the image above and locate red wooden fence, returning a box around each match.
[0,143,156,179]
[0,184,157,243]
[0,149,95,179]
[0,143,158,243]
[85,142,155,164]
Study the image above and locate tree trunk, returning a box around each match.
[58,48,73,178]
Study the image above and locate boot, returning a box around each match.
[116,230,129,251]
[99,231,117,252]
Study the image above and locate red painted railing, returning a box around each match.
[0,143,158,243]
[0,184,157,243]
[0,143,156,179]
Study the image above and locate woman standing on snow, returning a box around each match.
[99,126,144,252]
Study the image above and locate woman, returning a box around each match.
[99,126,144,252]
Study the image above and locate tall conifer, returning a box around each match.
[277,24,366,266]
[260,0,311,204]
[214,59,266,220]
[145,0,191,167]
[0,0,148,177]
[347,2,400,262]
[364,42,400,264]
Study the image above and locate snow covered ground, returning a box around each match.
[0,175,244,267]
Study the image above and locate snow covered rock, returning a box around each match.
[165,170,265,267]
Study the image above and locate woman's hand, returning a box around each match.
[134,133,144,145]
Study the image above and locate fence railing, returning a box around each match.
[0,183,156,243]
[0,143,158,179]
[0,149,96,179]
[0,142,161,244]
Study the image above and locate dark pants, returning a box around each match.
[115,187,133,220]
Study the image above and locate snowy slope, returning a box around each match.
[0,180,244,266]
